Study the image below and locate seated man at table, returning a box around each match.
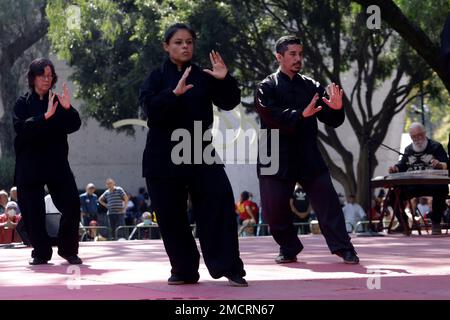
[388,122,448,235]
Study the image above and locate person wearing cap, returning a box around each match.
[0,201,22,244]
[79,183,99,227]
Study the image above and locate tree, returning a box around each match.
[352,0,450,94]
[0,0,49,188]
[46,0,245,133]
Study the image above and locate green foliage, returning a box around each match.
[47,0,163,134]
[395,0,450,43]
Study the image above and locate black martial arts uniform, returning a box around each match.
[139,59,245,281]
[255,70,355,257]
[13,91,81,261]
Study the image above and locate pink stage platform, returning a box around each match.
[1,234,450,300]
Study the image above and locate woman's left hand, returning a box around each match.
[203,50,228,80]
[57,82,71,110]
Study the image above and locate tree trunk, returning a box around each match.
[356,142,378,214]
[0,67,18,159]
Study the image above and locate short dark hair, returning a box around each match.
[275,36,302,55]
[164,23,197,44]
[241,191,250,201]
[27,58,58,90]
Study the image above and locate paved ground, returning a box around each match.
[1,234,450,300]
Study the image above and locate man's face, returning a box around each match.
[409,127,427,152]
[276,44,303,75]
[106,180,115,189]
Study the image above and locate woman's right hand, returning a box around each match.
[173,66,194,96]
[45,90,58,120]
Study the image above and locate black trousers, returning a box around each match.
[17,172,80,260]
[146,165,245,280]
[259,172,354,257]
[402,184,449,224]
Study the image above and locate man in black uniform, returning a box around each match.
[255,36,359,264]
[388,122,449,235]
[13,58,82,265]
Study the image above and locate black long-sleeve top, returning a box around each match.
[139,59,241,178]
[254,70,345,180]
[395,139,448,172]
[13,90,81,185]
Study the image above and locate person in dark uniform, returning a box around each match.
[139,23,247,286]
[255,36,359,264]
[13,58,82,265]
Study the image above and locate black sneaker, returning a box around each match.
[275,255,297,264]
[336,250,359,264]
[167,275,199,285]
[59,254,83,265]
[28,257,49,265]
[227,275,248,287]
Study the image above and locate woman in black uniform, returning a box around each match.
[13,58,82,265]
[139,23,247,286]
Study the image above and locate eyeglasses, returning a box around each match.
[37,75,53,81]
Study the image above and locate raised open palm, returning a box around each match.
[322,83,343,110]
[203,50,227,80]
[57,82,71,109]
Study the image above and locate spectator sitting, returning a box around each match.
[369,198,383,232]
[0,201,22,244]
[342,195,366,233]
[0,190,9,214]
[129,211,154,240]
[416,197,431,221]
[9,187,18,202]
[80,183,99,227]
[87,220,106,241]
[236,191,259,236]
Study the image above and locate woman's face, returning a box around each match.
[164,29,194,66]
[34,66,53,94]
